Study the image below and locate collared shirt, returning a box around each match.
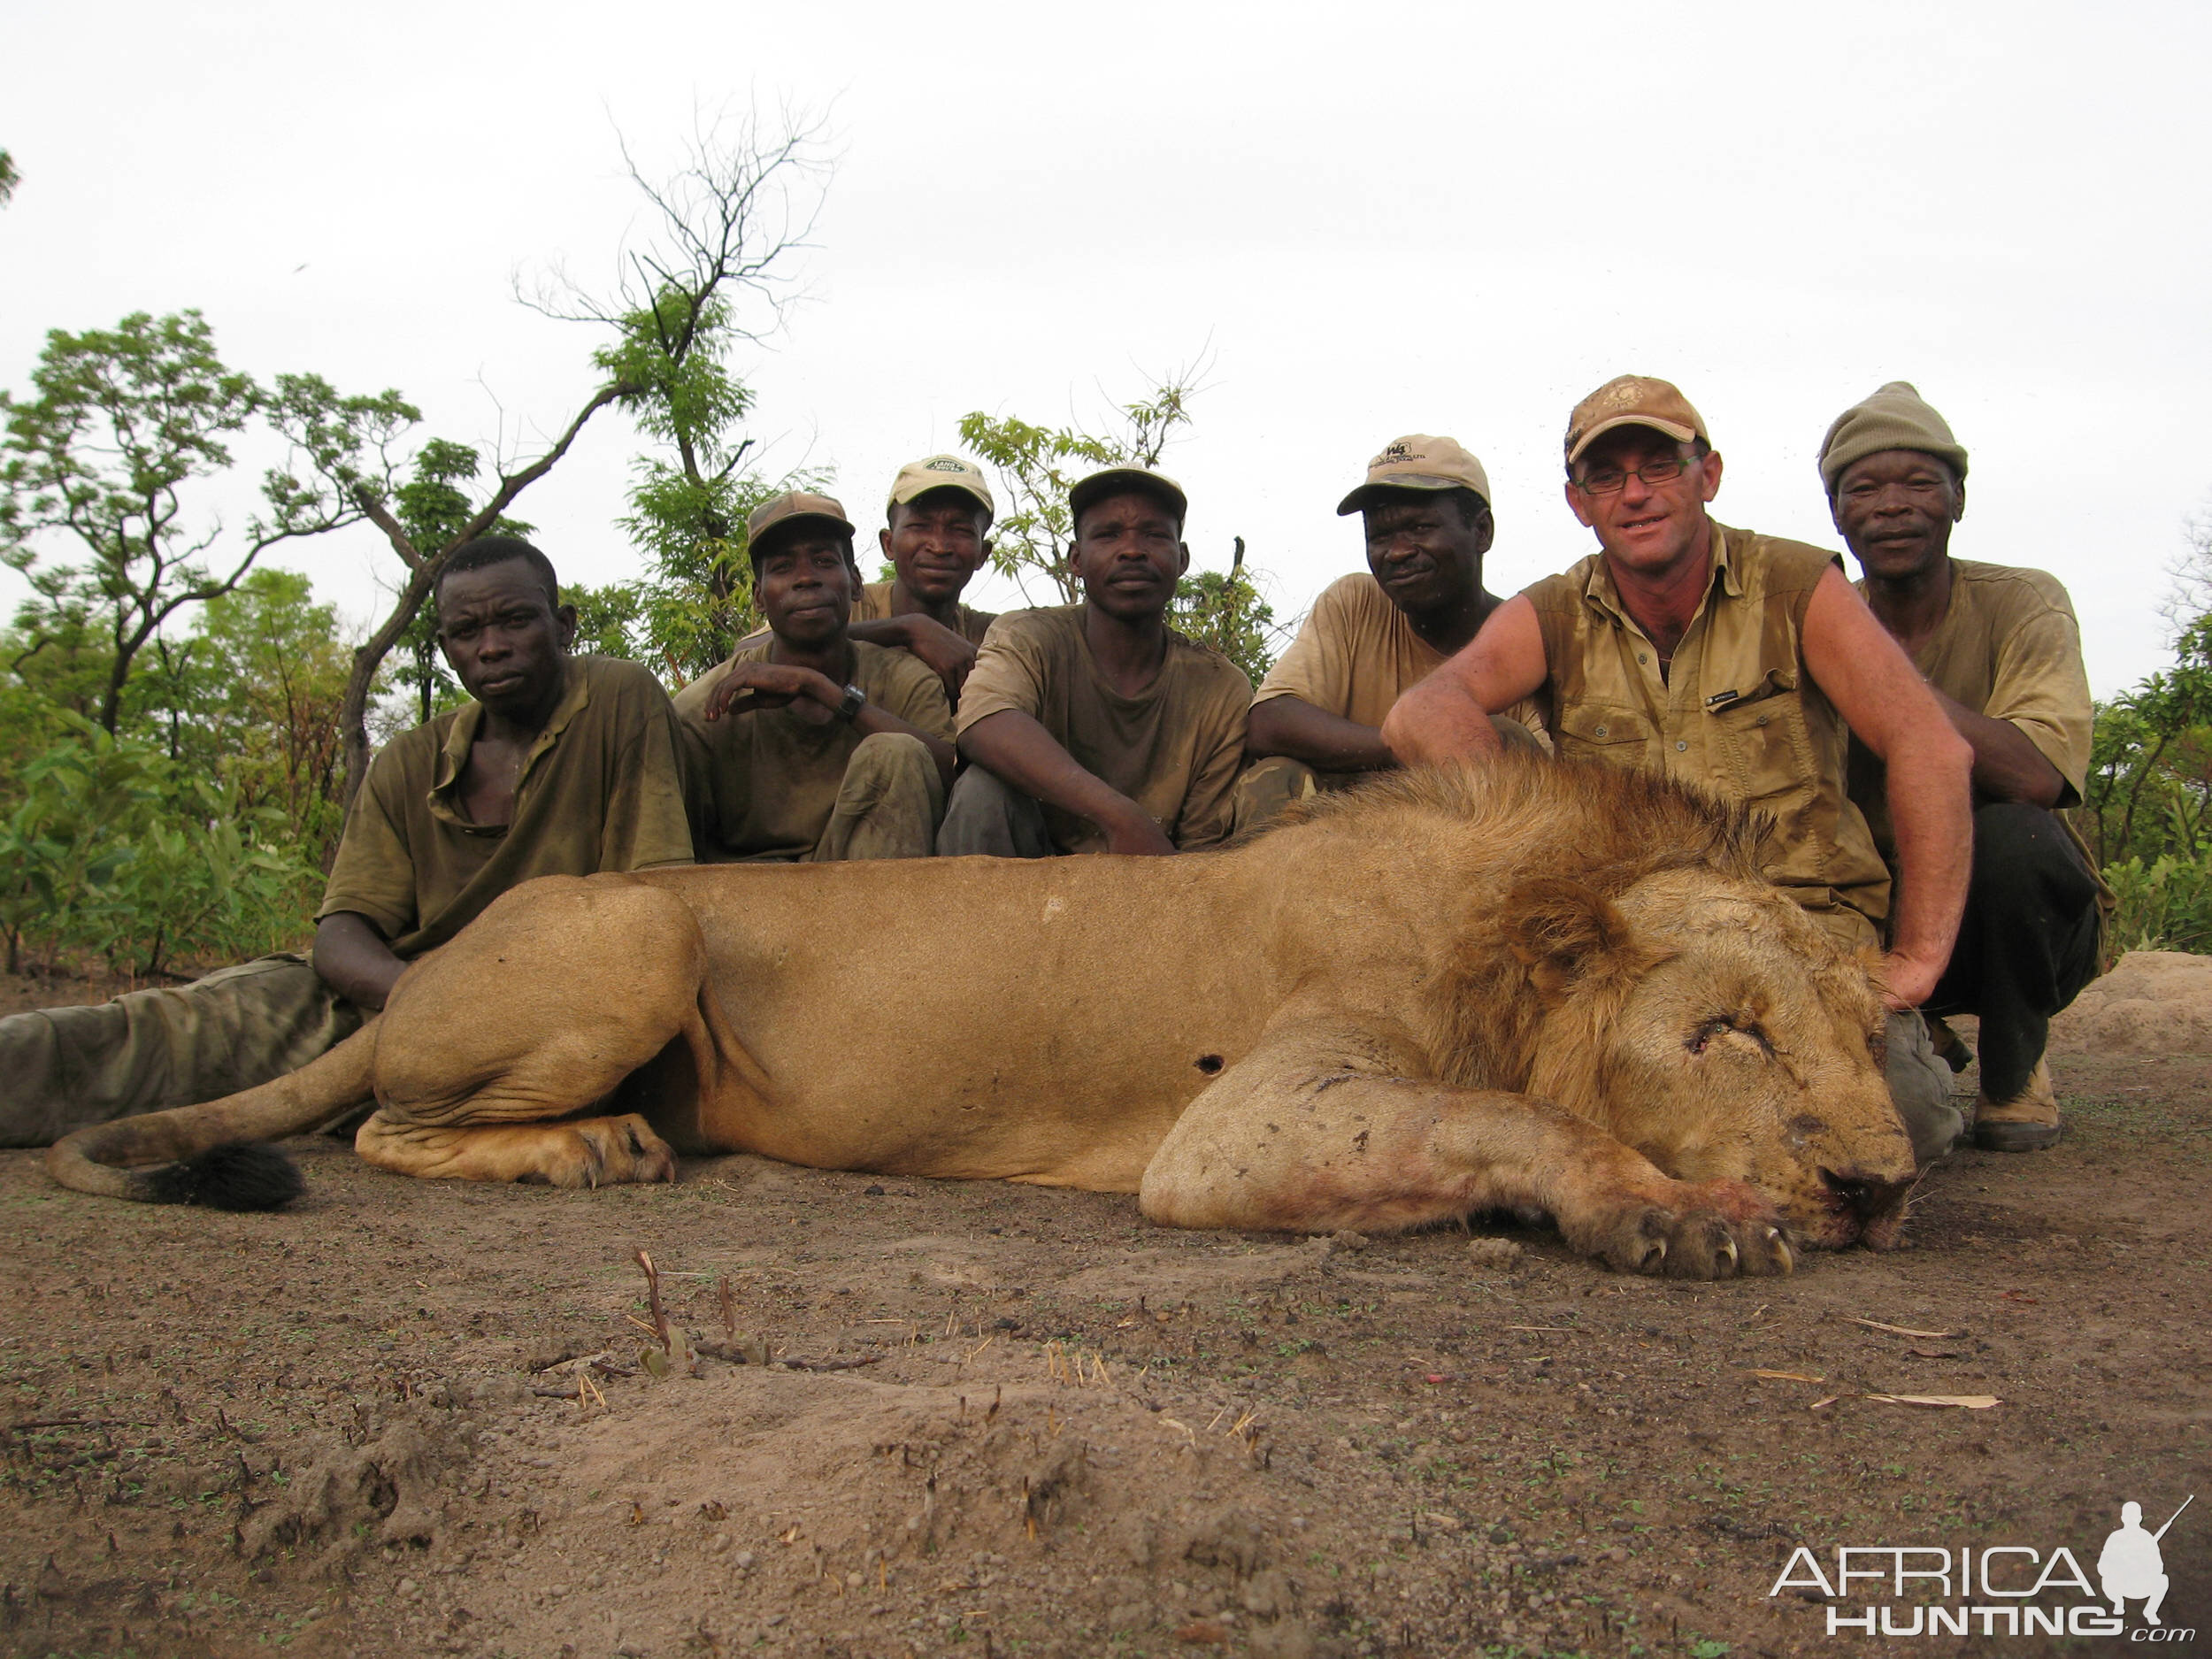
[1255,571,1550,746]
[1847,558,2093,855]
[956,604,1252,854]
[1523,524,1891,949]
[853,580,998,648]
[675,637,953,862]
[318,655,695,956]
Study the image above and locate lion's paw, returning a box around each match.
[542,1115,678,1189]
[1576,1183,1796,1280]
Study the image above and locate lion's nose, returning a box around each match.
[1818,1167,1911,1221]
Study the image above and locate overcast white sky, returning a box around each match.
[5,0,2208,696]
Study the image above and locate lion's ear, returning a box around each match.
[1502,877,1656,1006]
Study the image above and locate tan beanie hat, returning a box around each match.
[1817,382,1968,495]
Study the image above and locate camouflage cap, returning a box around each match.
[745,490,854,550]
[1067,465,1188,530]
[887,454,995,526]
[1336,434,1493,516]
[1564,375,1709,468]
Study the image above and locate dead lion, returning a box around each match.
[48,756,1917,1277]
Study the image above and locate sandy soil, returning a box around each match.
[1,971,2206,1658]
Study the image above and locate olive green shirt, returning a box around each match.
[676,637,953,862]
[318,655,695,956]
[955,604,1253,854]
[854,580,998,648]
[1524,525,1891,949]
[1256,571,1549,746]
[1848,557,2096,861]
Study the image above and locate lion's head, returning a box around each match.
[1502,864,1916,1250]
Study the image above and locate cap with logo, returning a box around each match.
[887,454,996,526]
[1336,434,1492,517]
[745,490,854,551]
[1816,381,1969,495]
[1067,465,1188,529]
[1563,376,1709,468]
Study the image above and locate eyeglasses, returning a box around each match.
[1574,457,1692,495]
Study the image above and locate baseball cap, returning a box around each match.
[1067,465,1188,529]
[887,454,995,526]
[745,490,854,550]
[1336,434,1493,516]
[1564,376,1709,467]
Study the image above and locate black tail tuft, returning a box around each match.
[141,1142,306,1211]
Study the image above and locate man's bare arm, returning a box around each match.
[846,615,978,698]
[1801,567,1973,1009]
[1248,695,1398,772]
[957,709,1176,856]
[313,912,409,1011]
[1929,686,2065,807]
[1380,595,1548,766]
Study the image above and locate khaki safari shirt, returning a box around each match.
[1256,572,1549,747]
[676,638,953,862]
[318,655,694,957]
[1847,557,2100,867]
[854,580,998,649]
[955,604,1252,854]
[1524,525,1890,949]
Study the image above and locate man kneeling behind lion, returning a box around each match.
[49,757,1918,1279]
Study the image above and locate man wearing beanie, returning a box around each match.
[1238,434,1547,826]
[1821,382,2105,1152]
[1382,375,1975,1165]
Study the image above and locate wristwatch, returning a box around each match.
[834,683,866,724]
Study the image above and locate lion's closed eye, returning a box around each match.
[1686,1016,1773,1057]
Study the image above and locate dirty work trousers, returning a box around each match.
[803,732,944,862]
[1924,801,2104,1102]
[935,765,1057,858]
[0,954,363,1148]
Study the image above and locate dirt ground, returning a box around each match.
[1,966,2206,1659]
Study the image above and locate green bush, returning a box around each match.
[0,719,320,978]
[2102,851,2212,956]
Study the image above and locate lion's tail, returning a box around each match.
[44,1019,381,1209]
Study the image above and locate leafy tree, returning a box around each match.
[1171,536,1279,687]
[958,379,1193,607]
[0,311,416,734]
[957,373,1280,680]
[342,110,829,778]
[0,150,18,206]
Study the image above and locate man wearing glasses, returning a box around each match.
[1381,375,1975,1164]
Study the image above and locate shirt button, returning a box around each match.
[1756,714,1770,726]
[1676,741,1688,752]
[1594,726,1609,738]
[1638,653,1648,664]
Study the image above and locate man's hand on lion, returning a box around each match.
[1878,949,1946,1011]
[1101,809,1178,857]
[702,661,842,726]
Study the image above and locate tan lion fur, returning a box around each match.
[50,755,1916,1277]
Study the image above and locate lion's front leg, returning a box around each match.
[1137,1009,1794,1279]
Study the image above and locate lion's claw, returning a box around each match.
[1578,1185,1796,1280]
[541,1114,678,1189]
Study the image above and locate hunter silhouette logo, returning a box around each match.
[2101,1496,2190,1627]
[1770,1492,2196,1640]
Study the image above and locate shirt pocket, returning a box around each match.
[1707,670,1816,813]
[1553,703,1652,769]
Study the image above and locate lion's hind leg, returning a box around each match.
[1138,1007,1795,1280]
[354,876,709,1188]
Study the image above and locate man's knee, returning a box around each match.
[844,731,939,800]
[1233,756,1321,833]
[940,765,1051,858]
[1970,803,2098,907]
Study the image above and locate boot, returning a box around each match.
[1973,1059,2062,1152]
